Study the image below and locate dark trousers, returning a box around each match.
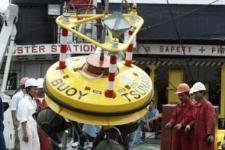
[0,132,6,150]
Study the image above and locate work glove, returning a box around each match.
[165,122,173,129]
[206,135,214,144]
[174,123,182,130]
[185,125,191,132]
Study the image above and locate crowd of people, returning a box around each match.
[0,77,224,150]
[0,76,160,150]
[10,77,49,150]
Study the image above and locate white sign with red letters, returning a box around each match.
[7,43,97,56]
[6,43,225,57]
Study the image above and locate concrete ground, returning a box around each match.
[133,132,160,150]
[133,144,160,150]
[65,132,161,150]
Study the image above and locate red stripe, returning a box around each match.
[105,90,114,98]
[108,73,115,81]
[61,45,67,53]
[127,44,133,52]
[110,55,117,64]
[125,60,132,67]
[62,28,68,36]
[59,61,66,69]
[128,30,133,36]
[100,55,104,61]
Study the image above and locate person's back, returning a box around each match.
[10,90,24,113]
[82,124,101,139]
[142,102,159,138]
[144,105,159,121]
[92,122,138,150]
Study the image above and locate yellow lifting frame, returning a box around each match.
[56,12,144,52]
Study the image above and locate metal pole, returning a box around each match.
[1,26,16,93]
[125,30,134,67]
[61,130,69,150]
[99,0,109,62]
[105,53,117,98]
[59,27,68,69]
[104,0,109,13]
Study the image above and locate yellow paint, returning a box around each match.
[149,64,158,106]
[168,69,184,104]
[45,56,153,125]
[215,129,225,150]
[220,64,225,119]
[45,96,148,126]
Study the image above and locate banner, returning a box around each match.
[6,43,225,57]
[7,43,97,56]
[137,44,225,57]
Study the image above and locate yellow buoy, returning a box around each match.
[45,5,153,126]
[45,54,153,126]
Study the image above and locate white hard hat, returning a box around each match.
[190,82,206,94]
[189,88,193,94]
[25,78,38,88]
[37,78,44,88]
[20,77,29,86]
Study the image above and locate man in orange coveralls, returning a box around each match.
[165,83,195,150]
[189,82,216,150]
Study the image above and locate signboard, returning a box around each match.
[7,43,97,56]
[136,44,225,57]
[6,43,225,57]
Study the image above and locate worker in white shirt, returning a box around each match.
[10,77,29,128]
[9,77,28,149]
[17,78,40,150]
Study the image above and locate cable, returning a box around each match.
[120,0,131,13]
[166,0,194,84]
[141,0,221,31]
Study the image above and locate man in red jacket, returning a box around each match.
[165,83,195,150]
[189,82,216,150]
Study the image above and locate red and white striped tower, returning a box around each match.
[125,30,135,67]
[59,28,68,69]
[105,53,117,98]
[125,30,134,67]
